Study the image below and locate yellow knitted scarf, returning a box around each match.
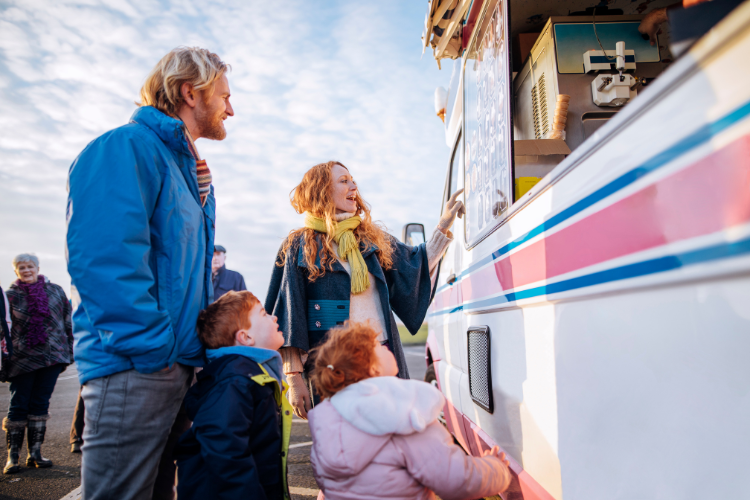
[304,212,370,294]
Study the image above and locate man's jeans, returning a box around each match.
[80,364,192,500]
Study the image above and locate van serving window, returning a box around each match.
[463,0,513,248]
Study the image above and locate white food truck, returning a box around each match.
[409,0,750,498]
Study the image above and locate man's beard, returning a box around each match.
[195,99,226,141]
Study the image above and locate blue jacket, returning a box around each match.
[66,106,215,384]
[175,346,291,500]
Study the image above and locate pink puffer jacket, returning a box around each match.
[308,376,511,500]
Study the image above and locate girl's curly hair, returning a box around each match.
[309,321,380,399]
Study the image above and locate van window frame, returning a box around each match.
[462,0,516,250]
[433,129,463,291]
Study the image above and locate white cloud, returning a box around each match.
[0,0,451,302]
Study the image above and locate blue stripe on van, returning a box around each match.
[435,97,750,295]
[429,236,750,316]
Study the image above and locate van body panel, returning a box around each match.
[425,2,750,498]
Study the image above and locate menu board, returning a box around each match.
[464,0,513,247]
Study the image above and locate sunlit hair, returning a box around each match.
[138,46,230,117]
[278,161,395,280]
[196,291,259,349]
[309,321,380,399]
[12,253,39,270]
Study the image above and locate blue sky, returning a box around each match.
[0,0,453,300]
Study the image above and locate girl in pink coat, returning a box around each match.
[307,322,512,500]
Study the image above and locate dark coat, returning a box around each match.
[265,234,434,379]
[212,265,247,302]
[0,287,13,364]
[2,280,73,381]
[175,354,288,500]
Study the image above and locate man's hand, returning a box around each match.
[286,372,312,419]
[638,7,668,46]
[437,188,466,235]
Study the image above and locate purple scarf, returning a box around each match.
[15,275,50,348]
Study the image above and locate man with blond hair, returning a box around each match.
[66,47,233,499]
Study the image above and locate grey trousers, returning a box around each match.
[80,364,192,500]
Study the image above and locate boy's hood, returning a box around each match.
[330,376,444,436]
[205,345,283,383]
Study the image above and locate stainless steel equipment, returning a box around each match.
[513,16,670,152]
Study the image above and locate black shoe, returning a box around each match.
[3,418,26,474]
[26,416,52,468]
[70,442,81,453]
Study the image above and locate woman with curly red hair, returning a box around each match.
[307,322,512,500]
[265,161,464,418]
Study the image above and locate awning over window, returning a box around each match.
[421,0,472,67]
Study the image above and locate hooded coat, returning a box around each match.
[175,346,291,500]
[66,106,215,384]
[308,377,511,500]
[265,234,434,378]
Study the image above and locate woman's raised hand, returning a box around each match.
[287,373,312,419]
[437,188,466,235]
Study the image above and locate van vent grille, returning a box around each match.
[531,74,549,139]
[468,326,493,413]
[531,84,541,139]
[538,74,549,136]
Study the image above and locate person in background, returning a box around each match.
[69,388,84,453]
[212,245,247,301]
[0,281,12,372]
[175,291,291,500]
[307,321,512,500]
[66,46,232,499]
[1,254,74,474]
[638,0,736,46]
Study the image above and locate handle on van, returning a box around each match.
[447,273,457,285]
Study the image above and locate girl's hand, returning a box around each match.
[437,189,466,235]
[482,446,514,495]
[482,446,511,467]
[287,372,312,419]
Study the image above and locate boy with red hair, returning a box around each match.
[175,291,291,500]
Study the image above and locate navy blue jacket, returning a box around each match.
[265,234,434,379]
[212,265,247,301]
[175,350,288,500]
[66,106,215,384]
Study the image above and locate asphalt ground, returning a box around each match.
[0,364,82,500]
[0,345,429,500]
